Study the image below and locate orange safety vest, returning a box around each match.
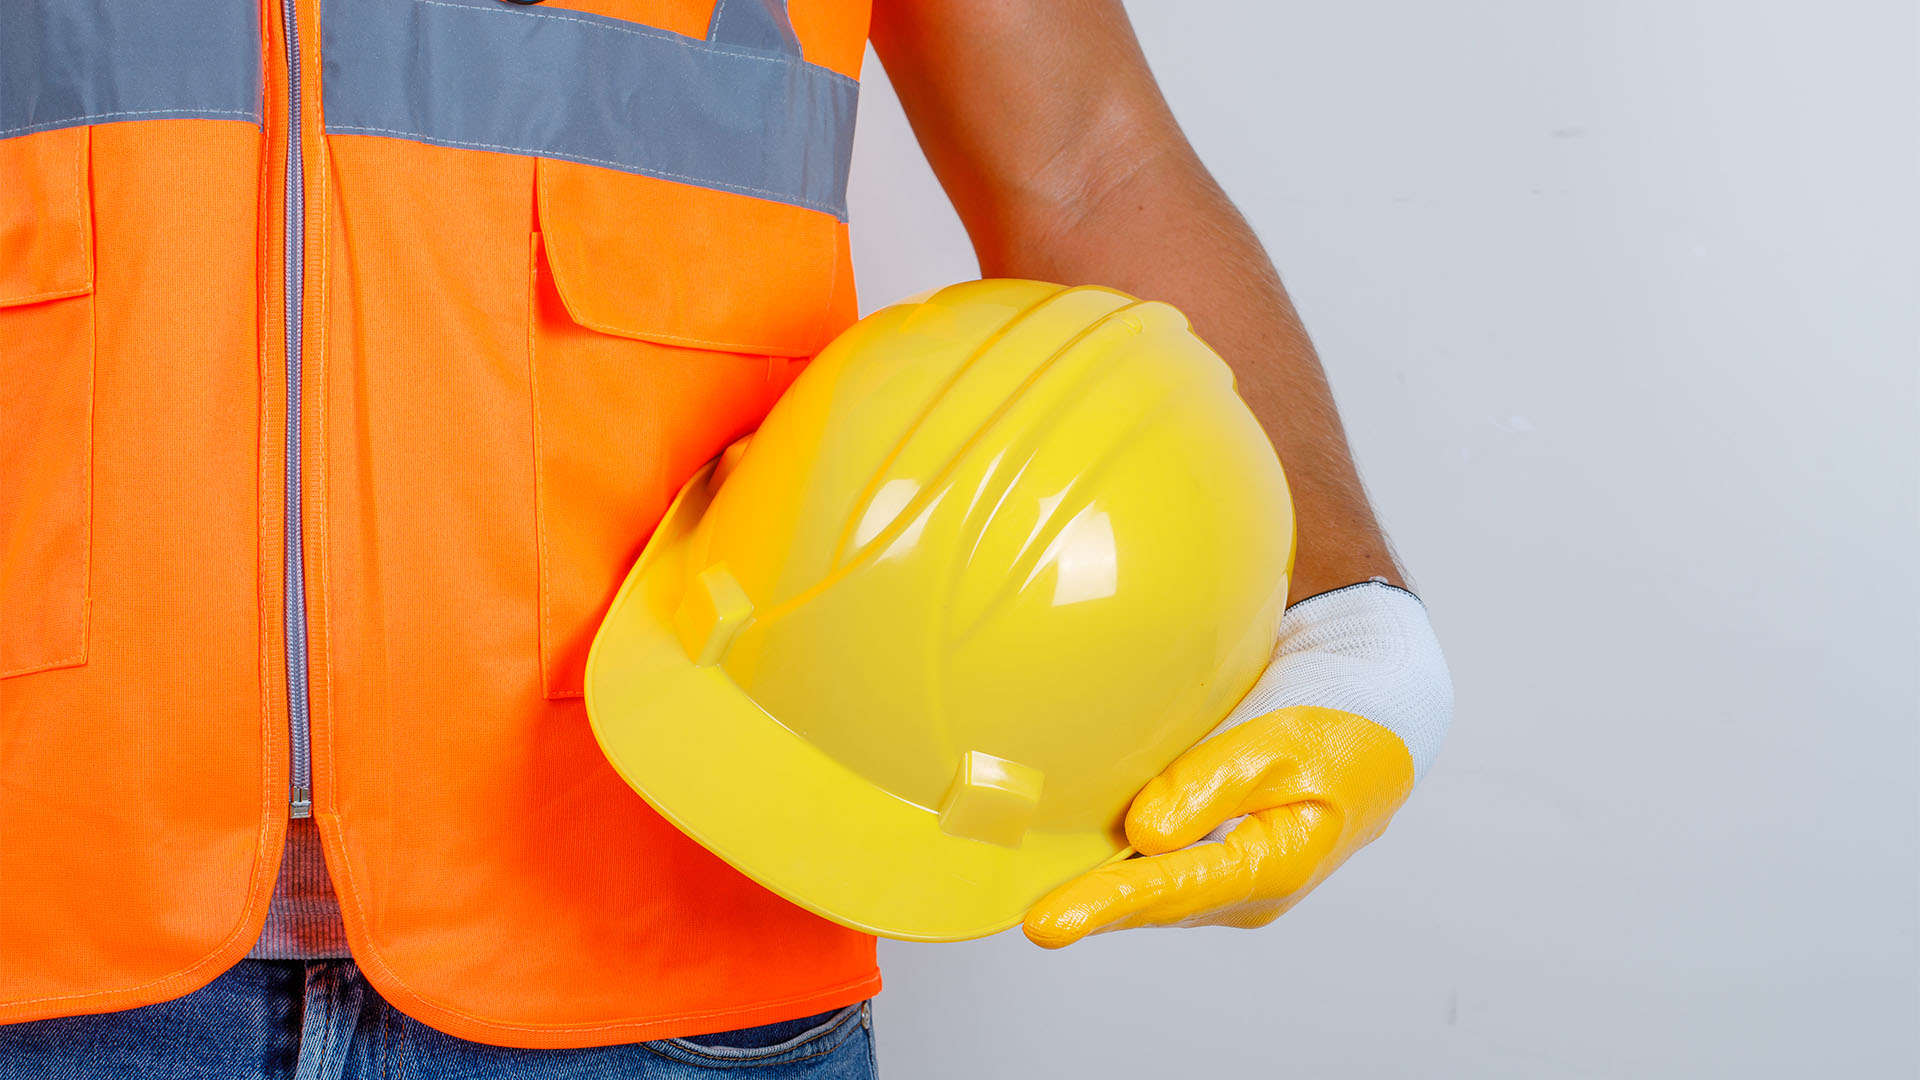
[0,0,877,1047]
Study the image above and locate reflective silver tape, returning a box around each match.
[321,0,859,219]
[0,0,262,139]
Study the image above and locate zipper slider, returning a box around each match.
[290,786,312,819]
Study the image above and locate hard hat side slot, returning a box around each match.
[673,564,756,667]
[937,751,1046,848]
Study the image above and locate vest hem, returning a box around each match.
[314,807,882,1049]
[357,955,883,1050]
[0,806,291,1026]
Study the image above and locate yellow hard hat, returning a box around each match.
[585,280,1295,942]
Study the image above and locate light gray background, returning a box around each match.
[845,2,1920,1076]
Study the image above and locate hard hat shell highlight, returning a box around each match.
[586,279,1295,941]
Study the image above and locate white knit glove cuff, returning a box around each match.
[1211,580,1452,780]
[1194,582,1450,844]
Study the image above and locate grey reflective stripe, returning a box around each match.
[0,0,261,139]
[321,0,857,219]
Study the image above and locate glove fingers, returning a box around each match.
[1023,834,1248,949]
[1025,804,1343,949]
[1126,710,1301,854]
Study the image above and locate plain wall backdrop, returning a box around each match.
[843,2,1920,1077]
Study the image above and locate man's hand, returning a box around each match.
[1024,706,1411,945]
[1024,583,1451,946]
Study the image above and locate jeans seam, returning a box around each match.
[302,965,331,1080]
[864,1001,877,1077]
[643,1005,864,1066]
[646,1038,854,1070]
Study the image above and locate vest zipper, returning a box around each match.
[280,0,314,819]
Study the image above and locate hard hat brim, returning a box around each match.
[585,461,1131,943]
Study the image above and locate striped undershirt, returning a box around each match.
[246,819,351,959]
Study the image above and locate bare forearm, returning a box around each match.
[984,151,1403,601]
[875,0,1401,601]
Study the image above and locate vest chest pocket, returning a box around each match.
[0,126,96,679]
[528,158,853,698]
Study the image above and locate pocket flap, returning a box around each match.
[536,158,842,358]
[0,127,94,307]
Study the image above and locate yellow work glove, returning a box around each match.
[1025,581,1450,946]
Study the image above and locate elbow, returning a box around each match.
[966,106,1188,279]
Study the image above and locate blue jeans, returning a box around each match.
[0,960,877,1079]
